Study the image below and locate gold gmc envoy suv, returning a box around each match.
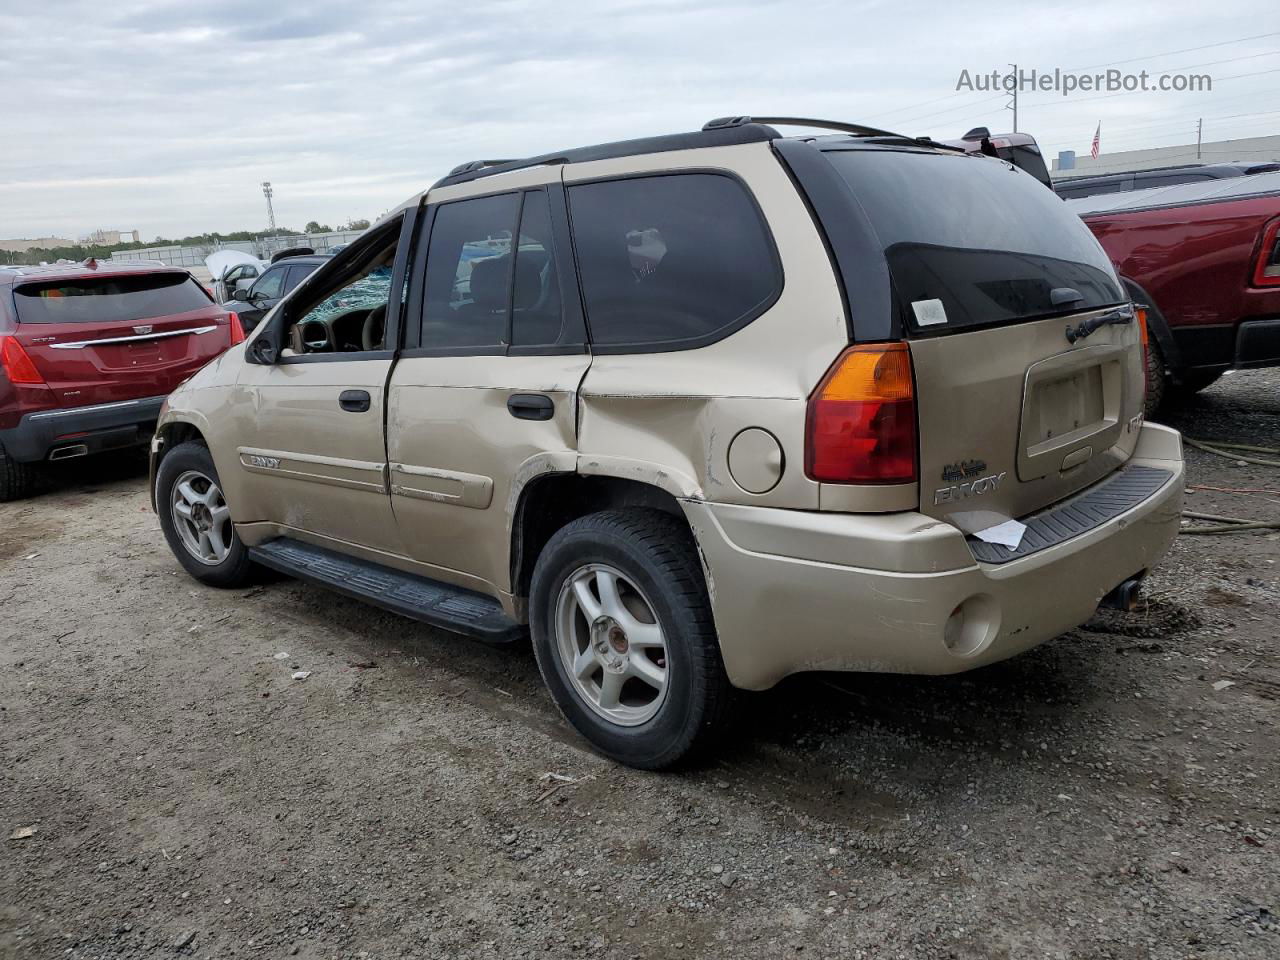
[151,116,1184,768]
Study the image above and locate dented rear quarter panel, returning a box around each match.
[569,142,850,510]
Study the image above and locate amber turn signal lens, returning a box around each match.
[805,342,917,485]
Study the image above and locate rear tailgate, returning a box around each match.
[817,145,1143,524]
[11,271,234,408]
[910,311,1143,523]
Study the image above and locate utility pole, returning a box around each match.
[261,181,276,233]
[1196,118,1203,159]
[1008,62,1018,132]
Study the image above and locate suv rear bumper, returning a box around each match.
[683,422,1184,691]
[0,396,166,463]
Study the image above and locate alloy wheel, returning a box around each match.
[554,562,670,726]
[170,469,233,566]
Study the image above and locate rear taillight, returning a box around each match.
[0,335,44,385]
[805,342,917,484]
[1254,217,1280,287]
[227,313,246,346]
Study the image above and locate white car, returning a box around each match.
[205,250,269,304]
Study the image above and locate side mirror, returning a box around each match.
[232,288,251,302]
[248,337,278,365]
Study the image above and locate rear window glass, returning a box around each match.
[13,273,211,324]
[827,150,1125,332]
[568,174,780,350]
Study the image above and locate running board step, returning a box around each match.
[249,538,524,643]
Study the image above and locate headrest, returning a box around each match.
[469,256,509,309]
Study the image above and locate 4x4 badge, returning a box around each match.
[933,471,1007,505]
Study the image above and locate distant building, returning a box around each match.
[1052,134,1280,179]
[0,236,73,253]
[81,228,141,245]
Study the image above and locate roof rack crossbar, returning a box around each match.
[703,115,907,140]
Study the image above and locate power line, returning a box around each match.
[875,93,1007,129]
[863,89,974,122]
[1063,30,1280,72]
[1051,103,1280,138]
[1024,65,1280,110]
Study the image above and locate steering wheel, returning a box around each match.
[362,304,387,351]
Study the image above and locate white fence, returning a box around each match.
[109,230,366,274]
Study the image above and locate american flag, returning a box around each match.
[1091,123,1101,159]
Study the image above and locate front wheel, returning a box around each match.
[155,441,254,588]
[530,509,735,770]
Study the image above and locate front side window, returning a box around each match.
[568,173,780,350]
[283,220,401,355]
[13,273,211,324]
[421,193,519,349]
[251,267,287,300]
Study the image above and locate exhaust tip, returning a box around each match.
[48,444,89,461]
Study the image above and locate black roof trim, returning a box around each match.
[705,115,906,139]
[432,123,781,189]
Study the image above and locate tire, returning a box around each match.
[0,451,40,502]
[529,508,735,770]
[1143,338,1167,418]
[155,441,254,588]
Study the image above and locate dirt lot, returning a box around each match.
[2,371,1278,960]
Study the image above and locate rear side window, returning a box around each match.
[1055,177,1131,199]
[568,173,780,350]
[13,273,211,324]
[284,264,317,293]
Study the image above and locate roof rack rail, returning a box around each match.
[446,159,520,178]
[703,115,906,139]
[431,122,780,189]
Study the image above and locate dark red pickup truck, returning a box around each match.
[0,261,243,500]
[1065,175,1280,411]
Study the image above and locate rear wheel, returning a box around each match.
[0,452,40,502]
[530,509,734,770]
[156,442,254,587]
[1143,338,1167,417]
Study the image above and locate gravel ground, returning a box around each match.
[2,370,1278,959]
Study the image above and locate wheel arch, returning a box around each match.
[1121,276,1182,373]
[149,419,210,511]
[509,471,691,606]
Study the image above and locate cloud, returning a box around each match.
[2,0,1272,240]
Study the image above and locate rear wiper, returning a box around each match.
[1065,304,1134,344]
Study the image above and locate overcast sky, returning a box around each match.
[3,0,1276,241]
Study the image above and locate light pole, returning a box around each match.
[261,181,276,233]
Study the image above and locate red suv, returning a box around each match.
[0,260,243,500]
